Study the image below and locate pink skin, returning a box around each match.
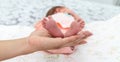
[42,16,64,38]
[54,7,85,37]
[42,17,85,38]
[35,7,92,54]
[64,19,85,53]
[41,16,86,55]
[65,19,85,37]
[42,7,87,54]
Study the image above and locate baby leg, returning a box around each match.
[42,17,64,37]
[65,20,85,37]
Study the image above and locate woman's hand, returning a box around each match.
[0,26,92,61]
[28,28,92,51]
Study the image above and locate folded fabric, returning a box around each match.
[35,13,85,54]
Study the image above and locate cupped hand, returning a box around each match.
[28,27,92,51]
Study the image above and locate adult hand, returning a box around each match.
[28,28,92,51]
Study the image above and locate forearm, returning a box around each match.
[0,37,36,61]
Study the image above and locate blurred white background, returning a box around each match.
[0,0,120,26]
[0,0,120,62]
[82,0,120,6]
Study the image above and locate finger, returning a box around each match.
[81,31,93,38]
[77,40,87,45]
[61,31,92,47]
[78,31,92,39]
[79,41,87,44]
[63,34,86,44]
[68,31,92,45]
[72,40,87,46]
[62,39,87,47]
[72,38,86,44]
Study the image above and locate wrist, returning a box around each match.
[20,37,37,55]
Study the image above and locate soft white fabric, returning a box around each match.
[0,25,34,40]
[2,14,120,62]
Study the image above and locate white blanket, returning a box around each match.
[2,14,120,62]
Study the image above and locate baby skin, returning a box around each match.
[41,16,85,55]
[42,16,64,38]
[42,16,85,38]
[35,6,91,54]
[43,6,85,38]
[65,19,85,37]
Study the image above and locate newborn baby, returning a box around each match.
[35,13,85,54]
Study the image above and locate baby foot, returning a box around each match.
[65,19,85,37]
[42,16,64,37]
